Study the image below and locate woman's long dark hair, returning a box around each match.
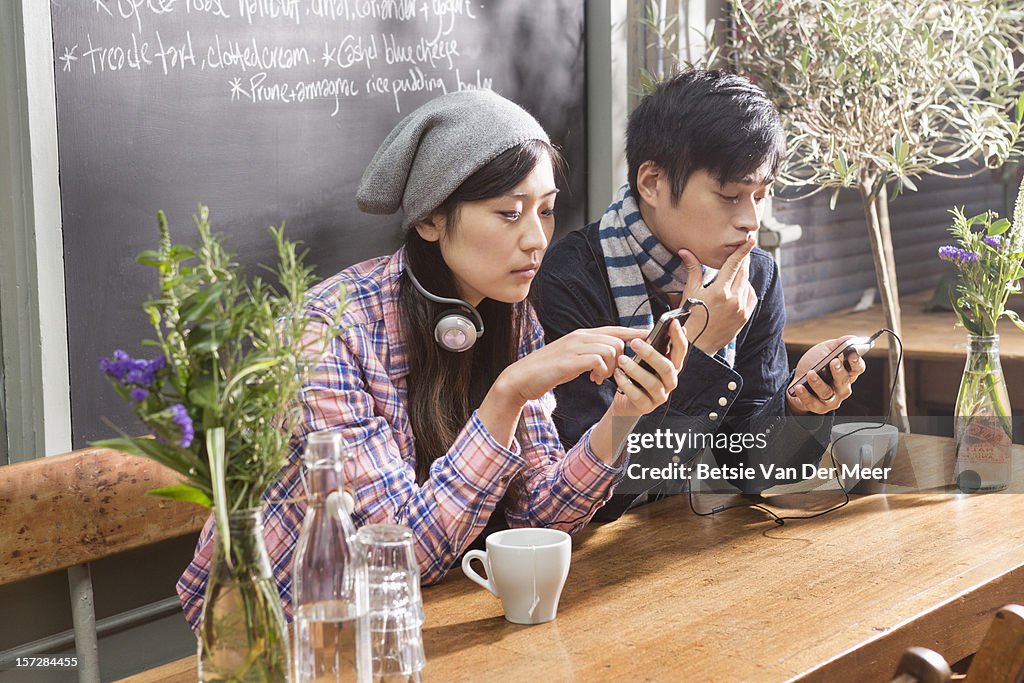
[400,140,564,482]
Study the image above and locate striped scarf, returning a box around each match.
[598,184,736,367]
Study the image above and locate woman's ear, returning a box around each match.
[413,211,446,243]
[635,161,664,206]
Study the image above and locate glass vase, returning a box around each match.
[198,507,292,682]
[954,334,1013,493]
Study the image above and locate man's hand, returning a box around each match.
[788,335,867,415]
[677,235,758,355]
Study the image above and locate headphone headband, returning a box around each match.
[405,264,485,352]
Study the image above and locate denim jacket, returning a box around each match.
[535,223,832,519]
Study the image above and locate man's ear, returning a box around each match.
[635,161,663,206]
[414,211,446,243]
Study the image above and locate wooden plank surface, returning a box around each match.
[783,291,1024,362]
[0,447,207,585]
[117,434,1024,683]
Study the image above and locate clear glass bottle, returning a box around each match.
[954,335,1013,493]
[293,431,371,683]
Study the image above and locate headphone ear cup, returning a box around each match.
[434,309,479,352]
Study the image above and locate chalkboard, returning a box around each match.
[50,0,586,448]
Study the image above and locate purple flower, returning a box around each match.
[98,350,131,381]
[938,245,980,266]
[99,352,166,388]
[982,236,1002,249]
[167,404,194,448]
[129,388,149,403]
[138,356,165,385]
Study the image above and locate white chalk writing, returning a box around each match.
[238,0,302,26]
[206,36,310,71]
[61,0,498,114]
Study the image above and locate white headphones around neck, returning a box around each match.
[405,265,485,353]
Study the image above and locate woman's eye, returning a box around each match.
[500,211,521,220]
[719,194,739,203]
[541,208,555,217]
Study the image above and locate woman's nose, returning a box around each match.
[521,213,550,251]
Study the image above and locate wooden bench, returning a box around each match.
[891,604,1024,682]
[0,447,207,683]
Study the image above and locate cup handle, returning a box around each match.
[461,550,498,597]
[859,444,873,469]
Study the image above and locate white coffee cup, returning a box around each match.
[830,422,899,491]
[461,528,571,625]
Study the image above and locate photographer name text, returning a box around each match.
[626,462,892,482]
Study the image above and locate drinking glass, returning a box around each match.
[356,524,425,683]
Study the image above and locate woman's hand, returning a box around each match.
[478,326,648,447]
[586,320,688,464]
[496,326,650,405]
[609,319,688,417]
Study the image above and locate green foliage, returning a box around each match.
[708,0,1024,199]
[147,484,214,507]
[638,1,720,95]
[96,206,341,513]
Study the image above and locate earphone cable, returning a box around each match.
[687,328,904,525]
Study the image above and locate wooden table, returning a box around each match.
[121,434,1024,682]
[783,291,1024,416]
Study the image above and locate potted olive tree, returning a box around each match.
[720,0,1024,426]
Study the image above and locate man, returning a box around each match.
[536,69,866,519]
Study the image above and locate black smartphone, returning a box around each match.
[787,330,882,398]
[636,301,695,376]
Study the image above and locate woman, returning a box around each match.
[177,90,687,627]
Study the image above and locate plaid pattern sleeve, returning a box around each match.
[177,255,540,629]
[307,325,528,584]
[503,311,621,532]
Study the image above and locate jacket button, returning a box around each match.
[718,397,728,406]
[727,381,738,391]
[709,412,719,420]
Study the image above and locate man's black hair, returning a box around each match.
[626,69,785,202]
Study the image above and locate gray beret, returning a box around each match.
[356,90,550,228]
